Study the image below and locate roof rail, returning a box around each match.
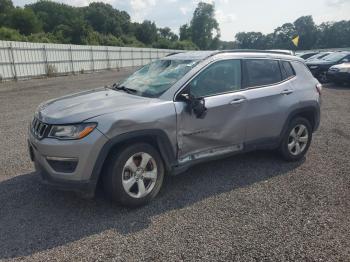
[210,49,295,56]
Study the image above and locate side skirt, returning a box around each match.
[170,137,280,175]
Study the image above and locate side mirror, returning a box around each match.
[177,93,207,119]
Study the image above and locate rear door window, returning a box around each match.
[244,59,282,87]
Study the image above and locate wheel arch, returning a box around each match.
[280,105,320,141]
[90,129,177,185]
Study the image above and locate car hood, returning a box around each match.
[35,87,153,124]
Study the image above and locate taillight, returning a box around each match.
[316,83,322,95]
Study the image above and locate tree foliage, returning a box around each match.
[234,15,350,50]
[0,0,349,50]
[0,0,195,49]
[180,2,219,50]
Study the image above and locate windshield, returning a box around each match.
[322,52,348,62]
[118,59,198,97]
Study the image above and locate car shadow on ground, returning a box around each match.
[0,151,304,259]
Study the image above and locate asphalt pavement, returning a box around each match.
[0,70,349,261]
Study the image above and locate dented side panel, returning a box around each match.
[175,92,247,161]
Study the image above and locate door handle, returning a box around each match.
[230,98,246,105]
[280,89,294,95]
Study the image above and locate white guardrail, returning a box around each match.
[0,40,180,81]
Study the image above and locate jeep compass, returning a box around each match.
[28,50,321,206]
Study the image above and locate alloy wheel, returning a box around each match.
[121,152,158,198]
[287,124,309,156]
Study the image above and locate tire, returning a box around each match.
[103,143,165,207]
[279,117,312,161]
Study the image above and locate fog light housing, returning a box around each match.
[46,156,78,173]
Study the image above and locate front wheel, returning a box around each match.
[279,117,312,161]
[103,143,165,207]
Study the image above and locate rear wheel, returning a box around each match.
[103,143,164,207]
[280,117,312,161]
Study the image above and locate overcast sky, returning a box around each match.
[12,0,350,41]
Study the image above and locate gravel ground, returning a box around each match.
[0,71,349,261]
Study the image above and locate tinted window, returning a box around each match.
[244,59,282,87]
[189,60,241,97]
[281,61,295,79]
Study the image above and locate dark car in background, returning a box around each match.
[306,51,350,82]
[305,51,333,62]
[327,63,350,85]
[298,52,319,60]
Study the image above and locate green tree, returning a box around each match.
[158,27,178,41]
[0,26,27,41]
[0,0,13,13]
[28,0,82,33]
[84,2,130,37]
[235,32,268,49]
[189,2,220,49]
[9,8,42,35]
[0,0,14,26]
[179,24,191,41]
[316,21,350,48]
[294,16,317,50]
[135,20,158,45]
[273,23,296,49]
[173,40,198,50]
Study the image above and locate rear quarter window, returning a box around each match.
[280,61,296,80]
[244,59,282,87]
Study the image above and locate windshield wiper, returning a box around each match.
[112,84,137,94]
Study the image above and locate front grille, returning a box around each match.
[31,118,49,139]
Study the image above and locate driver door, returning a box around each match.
[174,59,247,163]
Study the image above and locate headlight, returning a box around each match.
[309,66,319,69]
[339,67,350,73]
[48,123,97,140]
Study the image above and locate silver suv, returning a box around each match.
[28,51,321,206]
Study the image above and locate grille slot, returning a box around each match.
[31,118,49,139]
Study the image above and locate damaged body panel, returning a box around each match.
[174,91,246,161]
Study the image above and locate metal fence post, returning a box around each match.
[141,49,144,66]
[131,48,134,68]
[106,47,110,70]
[42,45,48,76]
[69,46,74,74]
[118,47,122,70]
[149,48,152,62]
[90,47,94,72]
[9,44,17,81]
[156,49,159,59]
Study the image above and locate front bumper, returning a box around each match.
[28,128,108,195]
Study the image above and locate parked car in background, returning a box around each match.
[305,52,333,62]
[28,50,321,206]
[327,63,350,85]
[298,52,319,60]
[306,51,350,82]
